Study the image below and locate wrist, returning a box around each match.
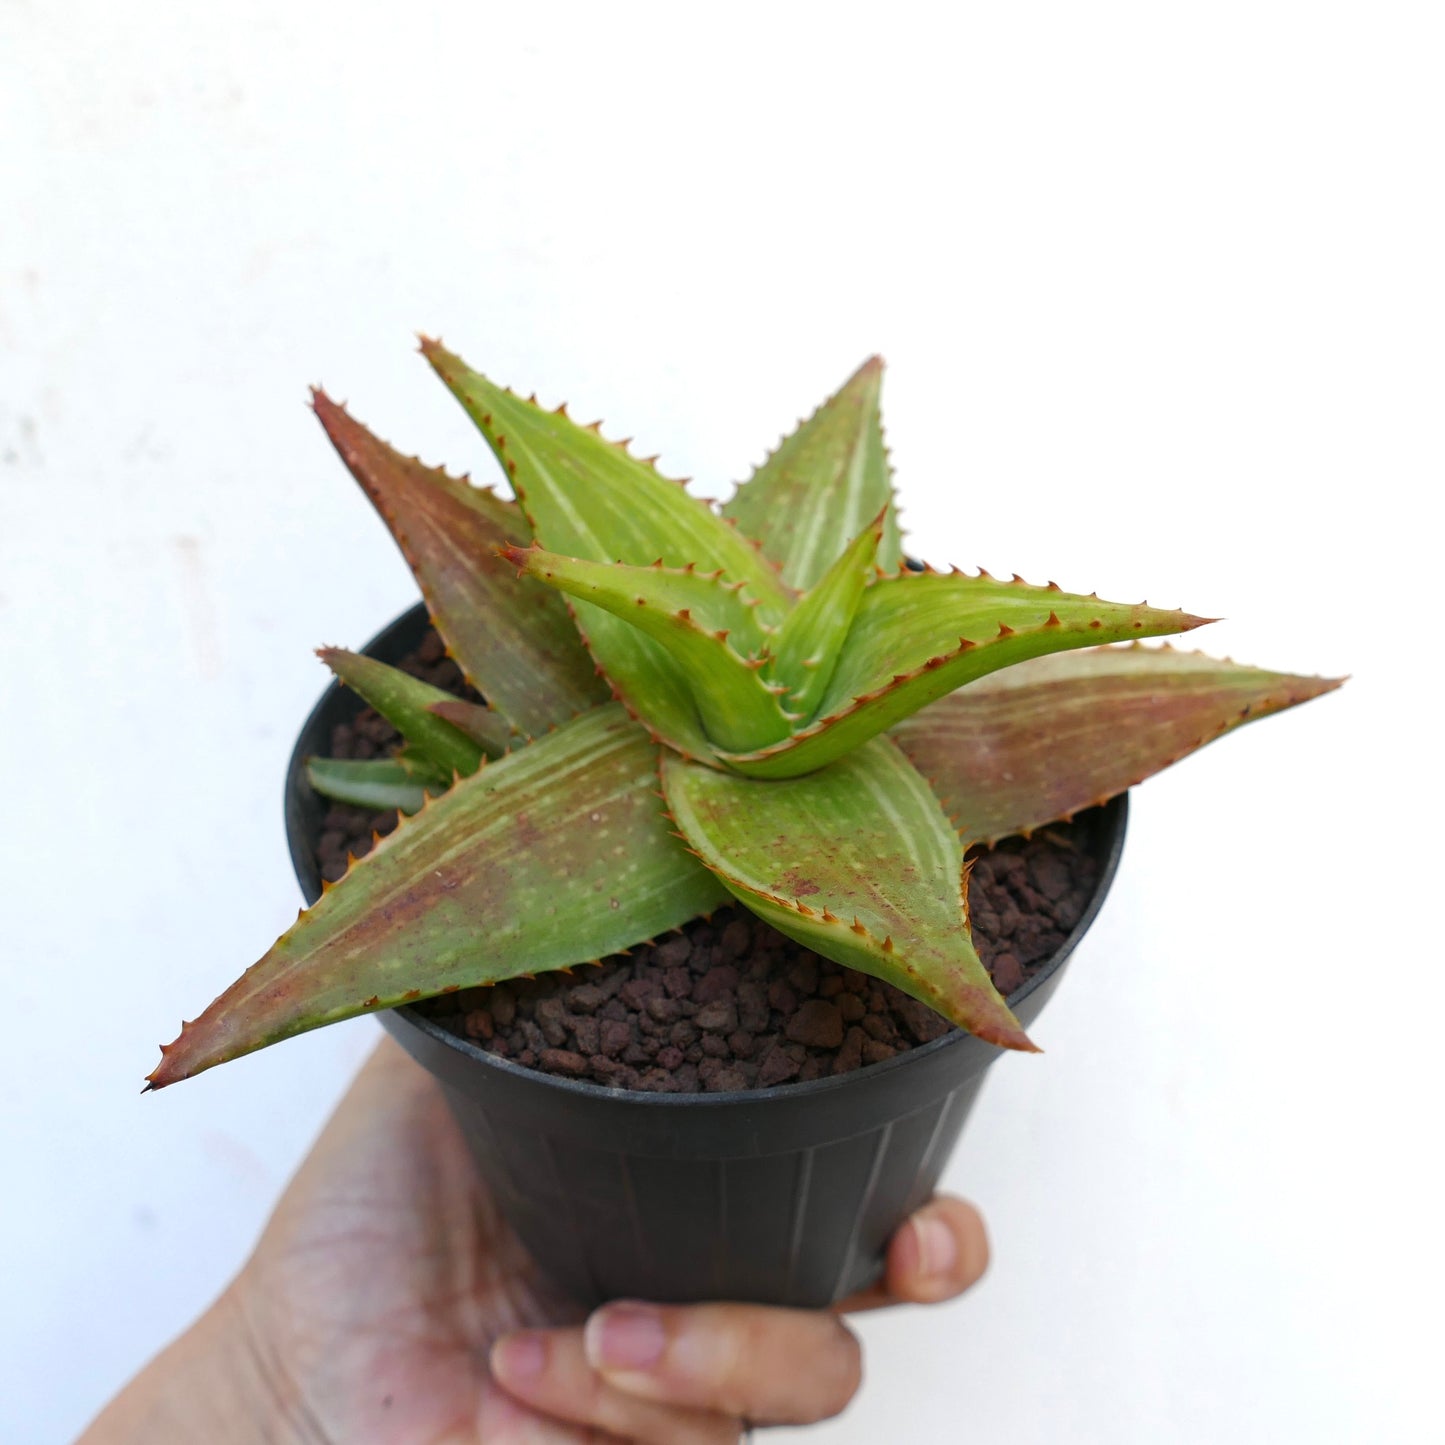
[210,1284,318,1444]
[77,1284,309,1445]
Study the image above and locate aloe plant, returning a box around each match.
[147,347,1340,1087]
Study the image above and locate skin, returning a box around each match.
[80,1039,991,1444]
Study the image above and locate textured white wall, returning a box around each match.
[3,2,1440,1441]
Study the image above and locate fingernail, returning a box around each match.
[585,1303,667,1371]
[913,1214,958,1280]
[493,1331,546,1380]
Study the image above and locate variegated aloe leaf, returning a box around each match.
[305,756,441,815]
[420,338,792,612]
[722,357,903,588]
[312,391,607,737]
[501,546,774,656]
[503,544,793,755]
[662,739,1034,1051]
[767,506,886,719]
[720,571,1211,777]
[147,705,728,1088]
[894,645,1345,845]
[318,648,488,777]
[421,339,795,759]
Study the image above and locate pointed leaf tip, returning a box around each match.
[722,575,1215,777]
[893,646,1344,845]
[506,544,791,755]
[147,706,728,1087]
[662,740,1032,1051]
[310,396,606,735]
[317,648,484,779]
[767,504,888,717]
[723,359,901,590]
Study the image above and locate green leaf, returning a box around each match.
[305,757,439,815]
[311,391,607,737]
[427,699,518,757]
[317,648,486,778]
[893,644,1345,844]
[504,544,793,754]
[722,357,902,589]
[767,506,885,719]
[720,570,1212,777]
[421,339,799,761]
[662,739,1034,1051]
[506,547,774,656]
[420,338,792,616]
[147,706,729,1088]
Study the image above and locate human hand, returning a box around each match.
[82,1038,989,1443]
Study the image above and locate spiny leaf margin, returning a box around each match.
[317,648,486,778]
[767,505,887,719]
[893,643,1345,844]
[502,543,793,755]
[311,390,607,738]
[147,705,728,1088]
[722,356,903,589]
[720,569,1213,777]
[661,737,1034,1051]
[419,337,793,617]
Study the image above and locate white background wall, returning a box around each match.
[3,2,1440,1441]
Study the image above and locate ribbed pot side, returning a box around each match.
[285,603,1127,1309]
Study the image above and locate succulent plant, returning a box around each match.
[147,346,1340,1088]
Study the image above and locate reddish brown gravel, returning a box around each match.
[314,628,1101,1093]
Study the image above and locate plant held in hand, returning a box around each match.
[148,346,1339,1087]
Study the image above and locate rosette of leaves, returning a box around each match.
[147,346,1340,1087]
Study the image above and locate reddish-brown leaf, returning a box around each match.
[312,391,607,736]
[148,706,726,1088]
[892,645,1344,844]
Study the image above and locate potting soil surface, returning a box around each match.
[314,628,1101,1093]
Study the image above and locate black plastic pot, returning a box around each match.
[285,602,1128,1310]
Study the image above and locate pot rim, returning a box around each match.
[286,600,1128,1110]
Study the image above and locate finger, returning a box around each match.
[838,1195,990,1311]
[492,1328,741,1444]
[476,1378,630,1443]
[582,1299,862,1426]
